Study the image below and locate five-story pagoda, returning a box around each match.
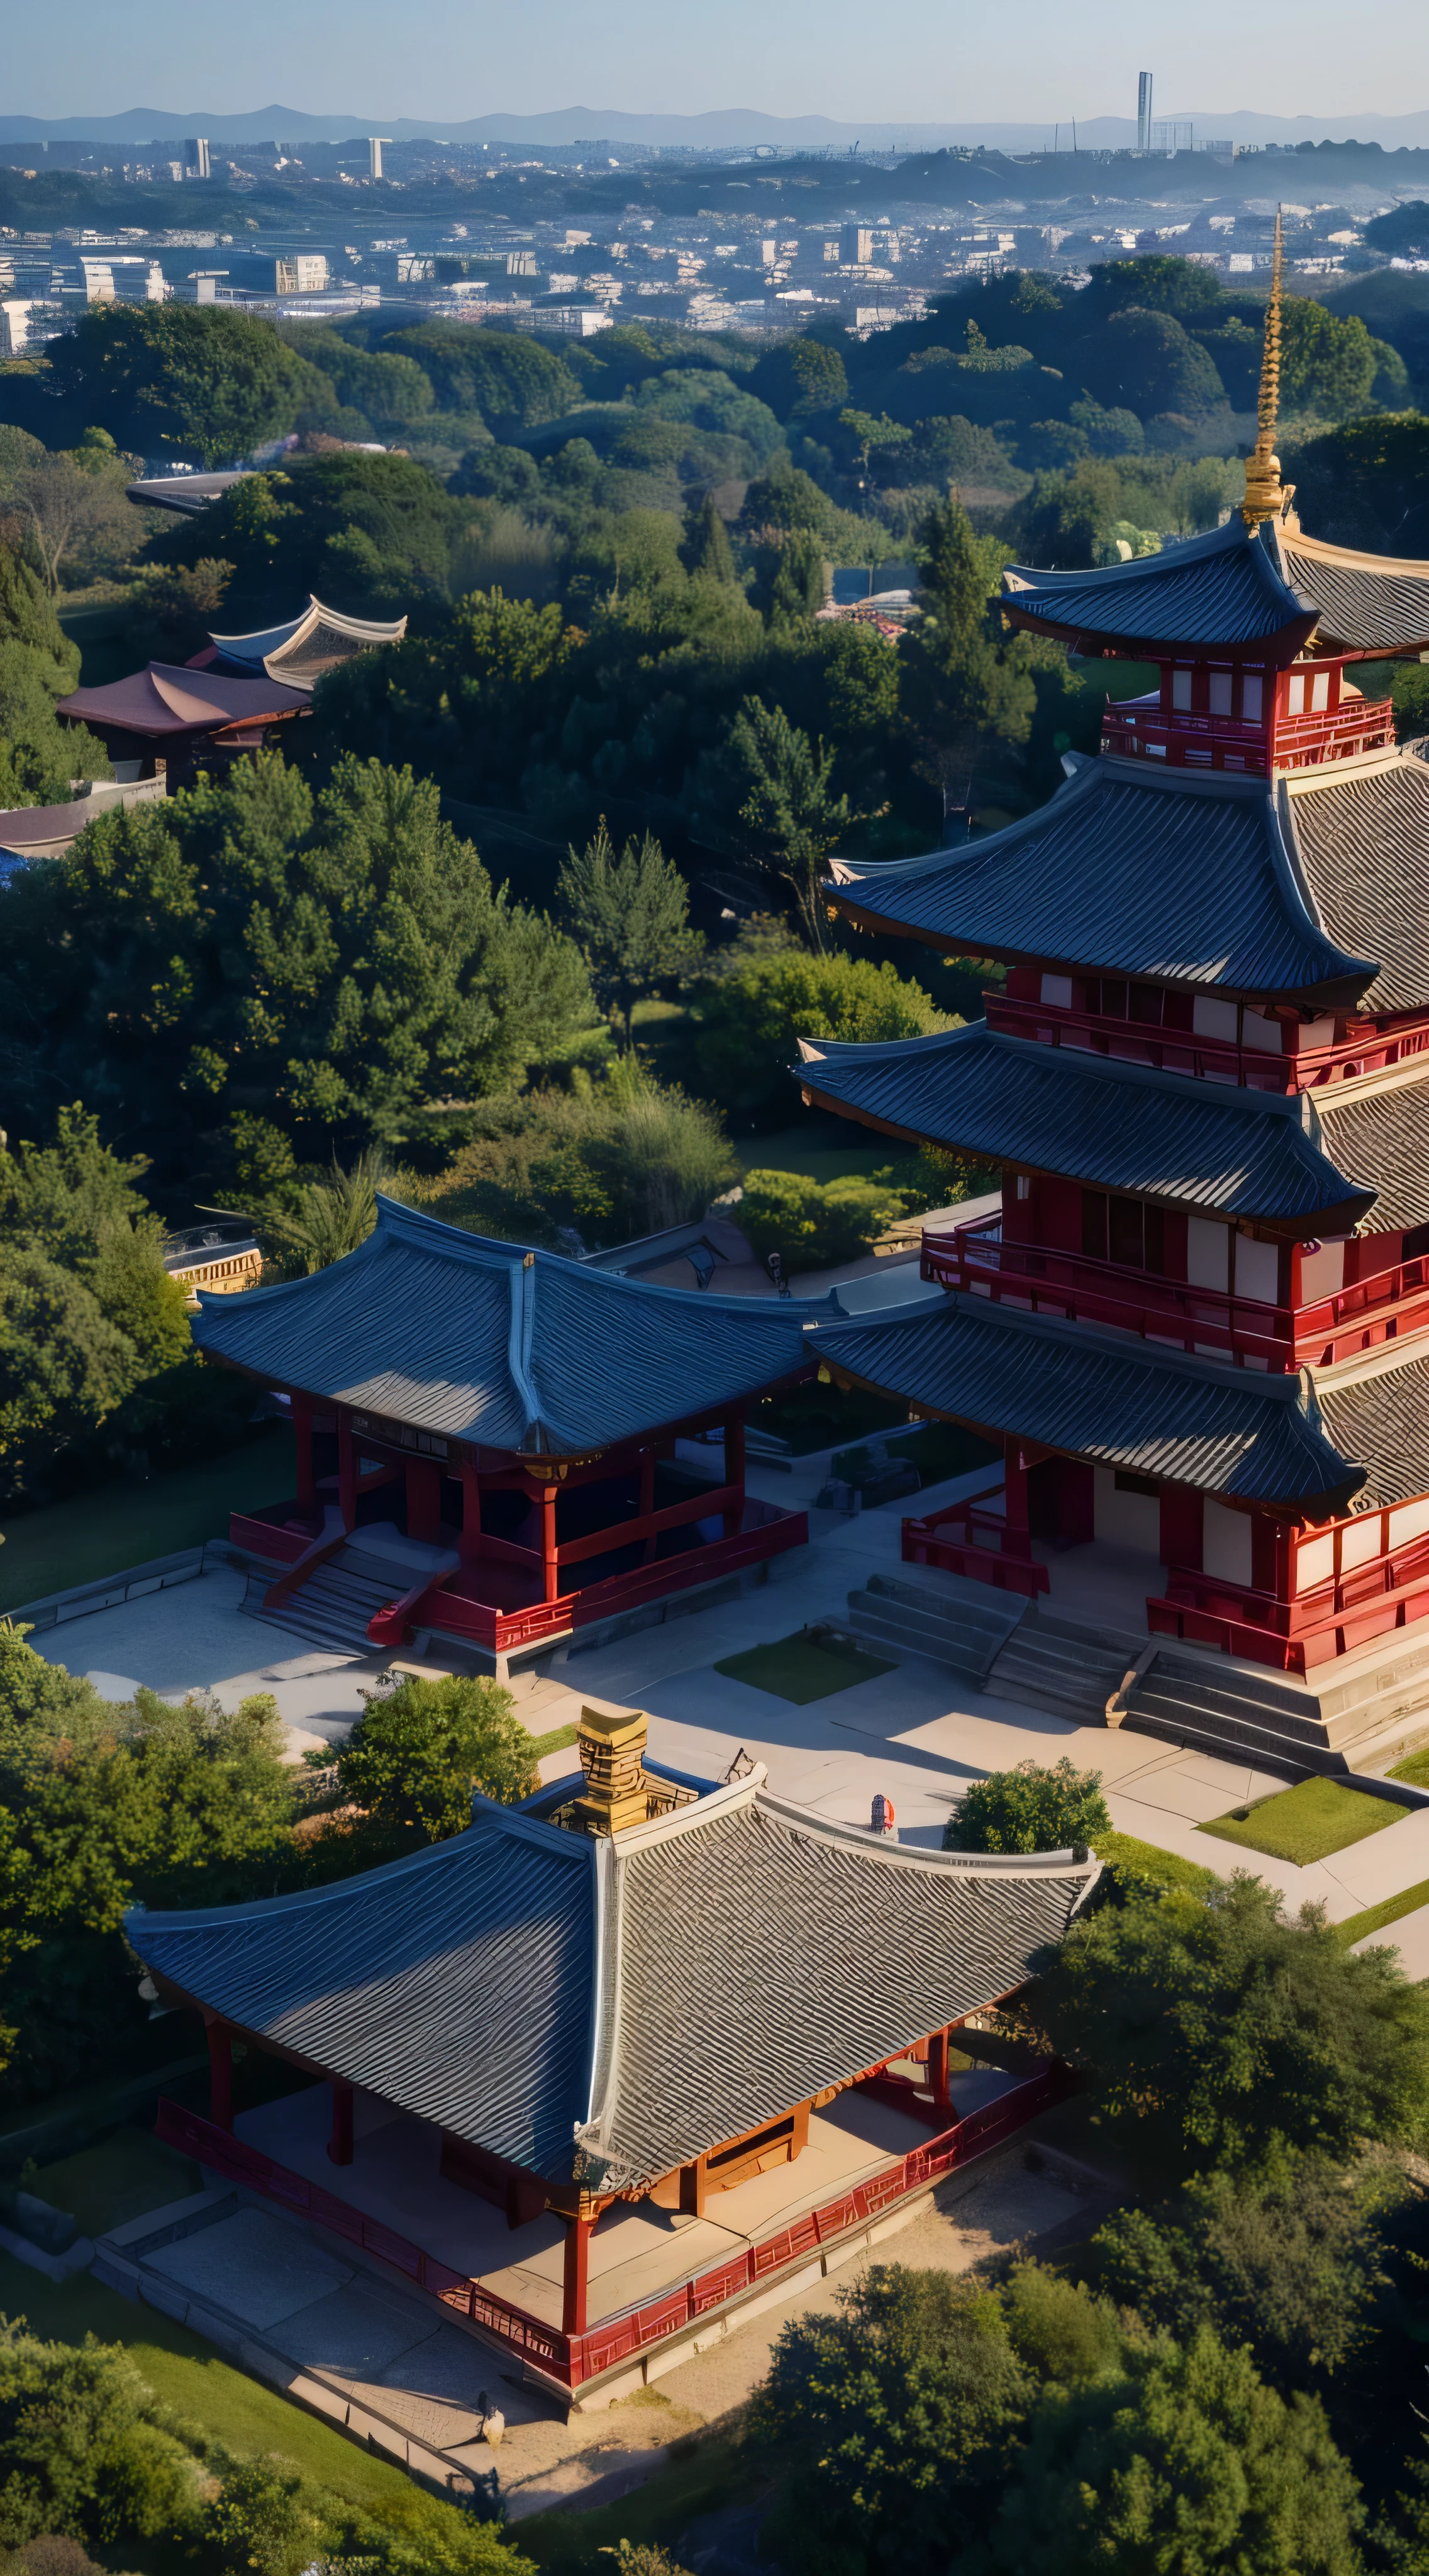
[804,225,1429,1766]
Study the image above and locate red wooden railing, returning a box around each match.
[155,2065,1067,2393]
[1101,691,1394,775]
[922,1216,1429,1374]
[1150,1518,1429,1672]
[984,992,1429,1096]
[903,1485,1050,1599]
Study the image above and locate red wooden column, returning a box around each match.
[337,1413,358,1531]
[459,1457,483,1572]
[724,1416,746,1539]
[206,2021,233,2133]
[639,1448,657,1563]
[562,2209,593,2337]
[542,1480,560,1603]
[406,1458,443,1547]
[327,2082,354,2167]
[293,1397,316,1509]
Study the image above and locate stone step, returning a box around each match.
[238,1543,418,1658]
[847,1593,1015,1681]
[984,1623,1135,1723]
[866,1565,1027,1645]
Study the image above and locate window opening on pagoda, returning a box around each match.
[1082,1190,1165,1275]
[1209,670,1233,716]
[1172,668,1193,709]
[1242,673,1264,721]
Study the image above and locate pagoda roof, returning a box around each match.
[1315,1342,1429,1513]
[1001,518,1318,663]
[797,1023,1375,1235]
[1313,1058,1429,1234]
[1284,747,1429,1016]
[126,1772,1098,2192]
[55,663,309,740]
[190,1195,833,1458]
[813,1296,1360,1511]
[828,757,1374,1003]
[206,594,408,695]
[1271,524,1429,657]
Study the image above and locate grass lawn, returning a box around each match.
[1389,1743,1429,1789]
[1095,1829,1225,1899]
[528,1720,579,1758]
[518,2428,766,2574]
[0,2251,418,2514]
[1333,1875,1429,1948]
[1198,1774,1410,1865]
[26,2123,203,2238]
[715,1630,893,1706]
[735,1121,906,1188]
[0,1424,295,1613]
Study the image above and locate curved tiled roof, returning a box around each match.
[1001,518,1316,660]
[1272,528,1429,655]
[1314,1062,1429,1235]
[128,1780,1099,2192]
[1317,1349,1429,1513]
[813,1296,1360,1509]
[191,1197,832,1458]
[1285,750,1429,1015]
[797,1023,1374,1231]
[827,759,1375,1001]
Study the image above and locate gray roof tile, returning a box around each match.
[1286,752,1429,1015]
[1003,518,1315,658]
[798,1023,1373,1228]
[815,1296,1360,1508]
[191,1197,831,1458]
[828,760,1372,1001]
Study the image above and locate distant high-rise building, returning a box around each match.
[840,223,874,265]
[184,137,210,180]
[367,137,391,181]
[1137,71,1154,153]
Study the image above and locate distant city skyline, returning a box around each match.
[8,0,1429,134]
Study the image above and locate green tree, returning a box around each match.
[710,696,860,949]
[557,823,703,1049]
[419,1062,737,1250]
[986,2323,1362,2576]
[1279,294,1379,418]
[42,304,335,465]
[0,2324,191,2553]
[681,492,739,584]
[750,336,850,420]
[900,490,1037,824]
[689,948,947,1124]
[0,757,598,1191]
[188,2457,315,2576]
[839,408,915,479]
[1284,411,1429,552]
[1080,307,1228,420]
[0,429,137,595]
[0,1107,193,1502]
[737,1169,916,1272]
[380,324,580,430]
[0,543,111,804]
[1026,1873,1429,2180]
[945,1757,1111,1855]
[235,1148,395,1277]
[750,2266,1031,2576]
[1092,2153,1393,2390]
[1083,255,1225,319]
[152,449,482,618]
[333,1672,537,1842]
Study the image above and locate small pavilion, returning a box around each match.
[130,1703,1096,2402]
[193,1195,831,1662]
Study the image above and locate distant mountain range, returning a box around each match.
[5,103,1429,152]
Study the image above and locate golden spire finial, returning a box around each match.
[1242,210,1286,528]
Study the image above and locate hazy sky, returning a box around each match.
[10,0,1429,124]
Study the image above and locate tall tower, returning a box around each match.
[367,136,391,180]
[802,293,1429,1770]
[1137,72,1154,153]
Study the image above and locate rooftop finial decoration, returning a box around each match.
[1242,209,1287,528]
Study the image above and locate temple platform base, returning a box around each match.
[1118,1628,1429,1783]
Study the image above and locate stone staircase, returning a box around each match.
[1119,1646,1404,1777]
[984,1607,1146,1725]
[240,1543,413,1658]
[846,1565,1027,1682]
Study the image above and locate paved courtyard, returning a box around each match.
[32,1461,1429,1946]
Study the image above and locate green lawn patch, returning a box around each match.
[0,2251,416,2512]
[26,2122,203,2239]
[1389,1744,1429,1789]
[1198,1774,1410,1865]
[715,1629,893,1705]
[735,1121,905,1187]
[1095,1829,1226,1899]
[0,1424,295,1613]
[1333,1875,1429,1948]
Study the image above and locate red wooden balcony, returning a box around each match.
[983,992,1429,1095]
[1101,690,1394,775]
[1149,1514,1429,1672]
[922,1215,1429,1373]
[903,1484,1050,1598]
